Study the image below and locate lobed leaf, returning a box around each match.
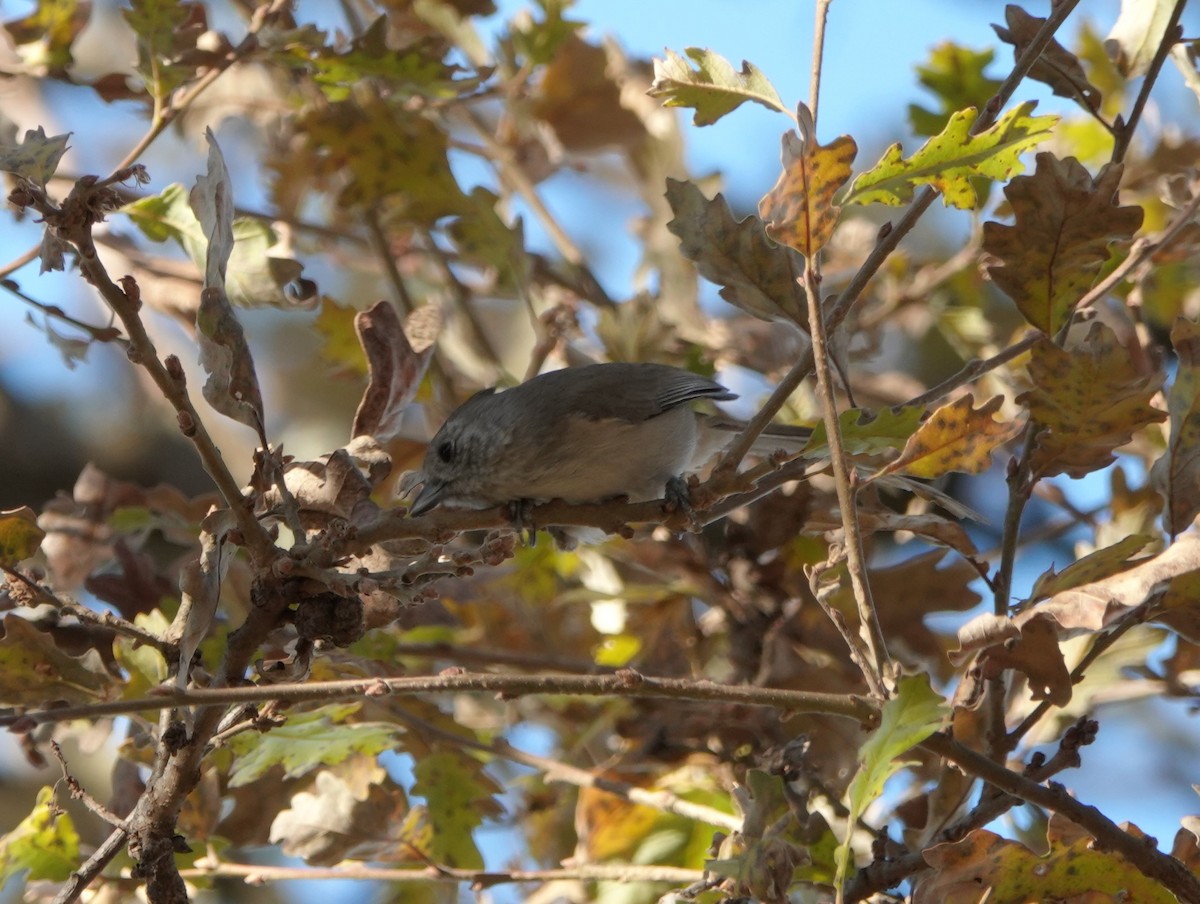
[844,101,1056,210]
[983,154,1143,334]
[228,704,397,787]
[801,405,925,457]
[837,676,946,886]
[1018,323,1166,478]
[0,787,79,887]
[758,107,857,259]
[665,178,805,326]
[907,42,1001,137]
[650,47,788,126]
[1030,533,1157,602]
[916,815,1177,904]
[0,506,45,568]
[875,394,1018,480]
[993,5,1104,112]
[0,127,70,188]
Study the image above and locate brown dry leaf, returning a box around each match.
[872,550,983,679]
[916,816,1177,904]
[665,178,806,327]
[1152,318,1200,537]
[531,35,647,153]
[983,154,1143,335]
[993,5,1103,112]
[351,301,440,442]
[1018,323,1165,479]
[980,613,1073,706]
[758,104,857,259]
[876,394,1019,480]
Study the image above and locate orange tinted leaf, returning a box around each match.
[983,154,1143,334]
[1152,318,1200,536]
[758,105,856,259]
[877,394,1018,480]
[1018,323,1166,478]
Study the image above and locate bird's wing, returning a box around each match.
[545,363,735,422]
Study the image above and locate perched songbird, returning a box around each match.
[408,362,810,517]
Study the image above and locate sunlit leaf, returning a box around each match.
[838,676,946,887]
[412,750,503,869]
[758,105,856,259]
[801,405,925,457]
[351,301,440,443]
[0,787,79,887]
[1,0,89,75]
[650,47,788,126]
[0,507,45,568]
[1018,323,1166,478]
[0,615,116,706]
[845,101,1056,210]
[1106,0,1178,77]
[984,154,1143,334]
[228,704,397,787]
[875,394,1018,480]
[121,185,308,309]
[0,127,70,188]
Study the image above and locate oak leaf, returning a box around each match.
[844,101,1055,210]
[993,5,1103,112]
[665,178,805,326]
[650,47,788,126]
[875,394,1018,480]
[983,154,1143,335]
[1018,323,1165,479]
[758,106,856,259]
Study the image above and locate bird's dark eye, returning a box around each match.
[437,440,454,463]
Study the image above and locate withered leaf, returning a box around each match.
[1018,323,1166,478]
[875,394,1018,480]
[983,154,1144,335]
[351,301,440,443]
[1152,318,1200,537]
[665,178,805,327]
[993,5,1103,112]
[191,129,265,431]
[916,816,1177,904]
[758,105,856,259]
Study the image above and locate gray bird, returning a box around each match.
[408,362,810,517]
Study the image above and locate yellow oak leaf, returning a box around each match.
[758,106,856,259]
[876,394,1018,480]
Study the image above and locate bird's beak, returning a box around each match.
[408,479,445,517]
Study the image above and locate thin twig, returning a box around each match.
[4,669,879,729]
[804,262,889,693]
[0,281,126,347]
[49,741,127,829]
[177,861,705,887]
